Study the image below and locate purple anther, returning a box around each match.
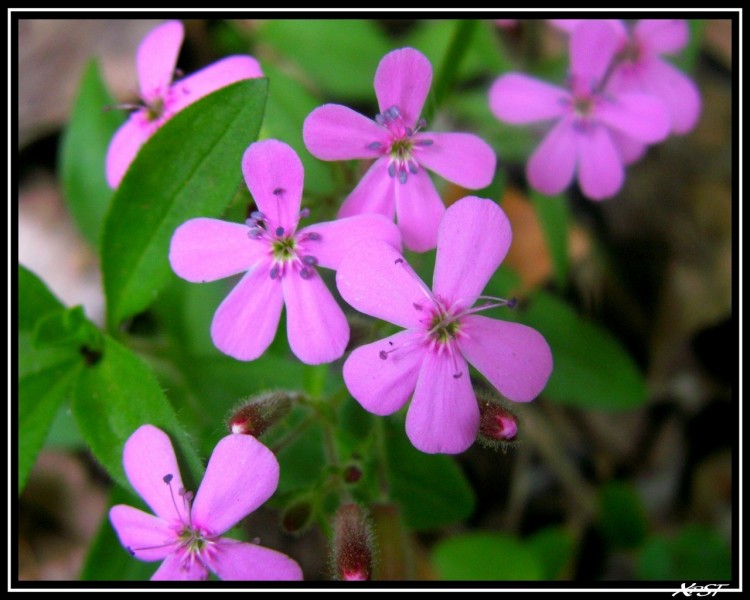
[388,106,401,119]
[453,371,463,379]
[299,207,311,218]
[302,255,318,266]
[413,302,423,311]
[127,547,135,556]
[375,113,386,125]
[275,226,285,237]
[250,211,264,221]
[163,474,173,484]
[416,118,427,130]
[405,127,413,137]
[299,267,312,279]
[306,232,321,241]
[408,162,418,175]
[247,228,262,239]
[506,297,518,309]
[270,265,280,280]
[367,141,383,150]
[388,162,396,178]
[245,217,257,227]
[273,187,284,196]
[397,169,407,185]
[394,258,404,265]
[379,350,388,360]
[416,138,433,146]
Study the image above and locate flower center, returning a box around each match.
[428,309,462,344]
[245,204,321,280]
[367,105,433,185]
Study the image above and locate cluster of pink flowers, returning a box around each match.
[105,18,701,580]
[490,19,700,200]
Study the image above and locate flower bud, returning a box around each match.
[280,495,316,535]
[343,463,363,484]
[476,389,521,451]
[226,390,295,437]
[332,503,374,581]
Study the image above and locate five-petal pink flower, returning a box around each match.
[106,20,263,188]
[489,20,671,200]
[336,196,553,454]
[169,139,401,365]
[303,47,497,252]
[109,424,303,581]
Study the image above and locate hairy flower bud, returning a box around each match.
[476,388,521,451]
[226,390,295,437]
[280,495,316,535]
[332,503,374,581]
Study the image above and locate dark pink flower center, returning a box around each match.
[245,198,321,280]
[367,105,433,185]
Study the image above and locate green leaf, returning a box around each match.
[261,63,334,196]
[527,526,576,580]
[102,78,268,330]
[384,419,475,531]
[32,306,103,351]
[520,292,647,410]
[18,264,65,332]
[258,20,390,101]
[530,191,569,288]
[73,335,202,490]
[80,487,157,581]
[59,59,125,248]
[637,524,731,581]
[598,481,648,550]
[18,361,82,494]
[432,533,544,580]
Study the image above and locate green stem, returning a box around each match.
[270,415,314,454]
[422,19,478,124]
[373,417,391,502]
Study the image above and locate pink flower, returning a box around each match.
[489,20,671,200]
[303,47,496,252]
[169,139,401,364]
[336,196,553,454]
[548,19,701,135]
[106,20,263,188]
[109,425,303,581]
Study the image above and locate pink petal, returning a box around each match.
[299,215,402,271]
[338,158,396,220]
[639,58,701,135]
[635,19,689,55]
[394,168,444,252]
[281,271,349,365]
[105,114,154,188]
[456,315,553,403]
[597,92,671,143]
[170,55,264,114]
[433,196,511,308]
[151,550,208,581]
[169,218,268,283]
[546,19,583,34]
[109,504,178,562]
[123,424,189,524]
[192,434,279,536]
[137,20,183,102]
[242,140,303,230]
[415,132,496,189]
[570,21,619,85]
[610,129,647,165]
[374,47,432,128]
[343,329,425,416]
[336,240,432,329]
[577,125,624,200]
[527,117,577,196]
[405,349,479,454]
[211,265,284,361]
[303,104,388,161]
[207,539,303,581]
[489,74,569,124]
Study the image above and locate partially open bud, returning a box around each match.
[226,390,295,437]
[476,388,521,451]
[343,462,363,484]
[332,503,374,581]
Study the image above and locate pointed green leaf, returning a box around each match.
[59,59,125,248]
[432,533,544,580]
[102,78,268,330]
[73,335,203,490]
[18,265,65,332]
[531,191,569,288]
[520,292,647,410]
[18,361,82,494]
[384,420,475,531]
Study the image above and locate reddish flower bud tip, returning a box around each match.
[333,503,374,581]
[281,497,315,535]
[343,464,363,484]
[226,390,295,437]
[477,395,521,451]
